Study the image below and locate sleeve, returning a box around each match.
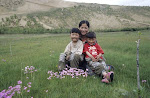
[96,44,104,54]
[75,41,83,55]
[64,42,71,54]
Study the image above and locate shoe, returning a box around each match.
[106,64,114,71]
[102,71,114,83]
[101,78,109,83]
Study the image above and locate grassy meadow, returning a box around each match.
[0,31,150,97]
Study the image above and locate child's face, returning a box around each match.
[70,33,79,42]
[87,38,96,45]
[79,23,89,36]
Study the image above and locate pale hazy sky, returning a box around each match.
[64,0,150,6]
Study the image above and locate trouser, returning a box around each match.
[58,53,82,71]
[79,54,87,71]
[85,58,106,75]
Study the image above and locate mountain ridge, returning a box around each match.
[0,0,150,33]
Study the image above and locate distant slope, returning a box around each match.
[0,1,150,33]
[0,0,76,18]
[25,4,150,30]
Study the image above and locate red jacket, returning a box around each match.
[83,43,104,59]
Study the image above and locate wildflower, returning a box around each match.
[27,90,30,92]
[47,67,88,80]
[0,82,21,98]
[17,80,22,85]
[142,80,146,83]
[8,86,13,89]
[28,85,31,88]
[28,82,32,85]
[24,66,37,74]
[17,91,21,94]
[2,59,6,62]
[47,71,52,74]
[10,92,15,97]
[71,76,75,78]
[24,86,27,90]
[45,90,48,93]
[47,76,51,80]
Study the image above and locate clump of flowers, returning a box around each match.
[2,59,6,62]
[142,80,146,83]
[47,67,88,80]
[23,82,32,93]
[23,66,37,80]
[24,66,37,74]
[0,80,22,98]
[0,80,32,98]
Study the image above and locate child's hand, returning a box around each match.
[96,54,102,60]
[66,55,70,60]
[96,56,100,61]
[92,57,97,62]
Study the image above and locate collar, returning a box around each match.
[88,42,96,46]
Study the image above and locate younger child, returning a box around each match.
[83,32,114,83]
[58,28,83,71]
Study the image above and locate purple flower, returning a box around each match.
[47,67,88,80]
[28,85,31,88]
[83,75,86,77]
[28,82,32,85]
[142,80,146,83]
[86,69,88,71]
[2,59,6,62]
[8,86,13,89]
[15,85,21,89]
[17,80,22,85]
[45,90,48,93]
[47,76,51,80]
[24,86,27,90]
[27,90,30,92]
[17,91,21,94]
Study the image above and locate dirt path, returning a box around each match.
[136,21,150,26]
[38,21,52,29]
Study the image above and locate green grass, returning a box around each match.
[0,31,150,97]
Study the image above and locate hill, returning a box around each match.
[0,0,150,33]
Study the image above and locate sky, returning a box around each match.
[64,0,150,6]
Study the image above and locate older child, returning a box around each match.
[58,28,83,71]
[83,32,114,83]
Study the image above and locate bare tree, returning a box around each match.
[135,32,142,98]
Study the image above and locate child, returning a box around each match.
[58,28,83,71]
[83,32,114,83]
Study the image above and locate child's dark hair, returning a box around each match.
[70,28,81,34]
[86,32,96,38]
[79,20,90,28]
